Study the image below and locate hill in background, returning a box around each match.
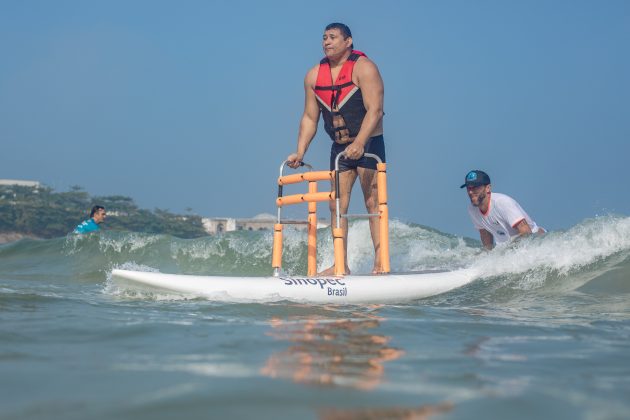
[0,184,207,239]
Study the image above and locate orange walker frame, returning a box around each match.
[271,152,390,277]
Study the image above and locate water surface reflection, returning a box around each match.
[261,311,403,390]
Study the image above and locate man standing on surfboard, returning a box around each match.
[462,170,545,250]
[287,22,386,275]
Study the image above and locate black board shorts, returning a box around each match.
[329,135,386,172]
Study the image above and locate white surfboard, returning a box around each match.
[111,268,479,304]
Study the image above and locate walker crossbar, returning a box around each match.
[341,213,380,219]
[276,191,335,207]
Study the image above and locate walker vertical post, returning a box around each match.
[272,224,283,276]
[333,227,346,276]
[333,167,346,276]
[377,162,390,273]
[307,181,318,276]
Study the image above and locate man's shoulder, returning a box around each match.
[491,193,525,216]
[492,192,518,205]
[355,53,373,63]
[74,220,88,233]
[354,55,378,71]
[75,219,99,233]
[353,56,382,87]
[305,65,319,85]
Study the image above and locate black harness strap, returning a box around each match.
[313,81,355,91]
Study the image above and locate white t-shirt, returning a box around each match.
[467,192,540,244]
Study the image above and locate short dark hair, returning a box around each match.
[325,22,354,49]
[90,205,105,218]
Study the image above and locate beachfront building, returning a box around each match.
[202,217,238,234]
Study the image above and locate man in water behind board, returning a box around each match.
[74,205,106,234]
[286,22,386,275]
[461,170,545,250]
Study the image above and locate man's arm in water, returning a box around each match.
[479,229,494,250]
[513,219,533,236]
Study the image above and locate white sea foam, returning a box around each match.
[98,232,163,253]
[169,236,228,260]
[317,219,479,274]
[471,215,630,290]
[313,215,630,291]
[63,231,163,256]
[114,354,256,378]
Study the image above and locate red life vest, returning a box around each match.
[314,50,368,142]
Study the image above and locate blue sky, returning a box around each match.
[1,0,628,238]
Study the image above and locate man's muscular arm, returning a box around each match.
[288,67,320,168]
[344,58,384,160]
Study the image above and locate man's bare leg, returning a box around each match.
[317,170,357,276]
[357,167,381,273]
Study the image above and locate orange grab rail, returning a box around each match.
[278,171,334,186]
[276,192,335,207]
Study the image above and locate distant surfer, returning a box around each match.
[461,170,545,250]
[74,205,106,234]
[286,22,386,275]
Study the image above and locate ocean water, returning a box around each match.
[1,216,630,420]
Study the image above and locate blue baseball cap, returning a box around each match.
[460,170,491,188]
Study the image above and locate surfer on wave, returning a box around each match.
[74,205,106,234]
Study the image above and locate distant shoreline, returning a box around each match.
[0,232,40,244]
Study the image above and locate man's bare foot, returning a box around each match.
[372,261,385,274]
[372,267,383,274]
[317,265,351,276]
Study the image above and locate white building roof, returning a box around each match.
[0,179,40,187]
